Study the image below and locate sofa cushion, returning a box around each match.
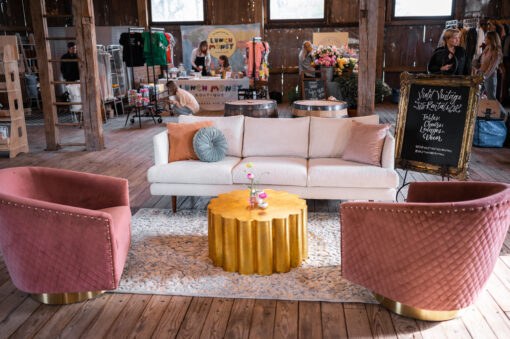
[243,117,310,158]
[232,157,308,187]
[167,121,213,163]
[179,115,244,157]
[308,115,379,158]
[148,156,241,185]
[342,121,391,167]
[193,127,228,162]
[308,158,399,188]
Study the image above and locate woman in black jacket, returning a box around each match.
[428,29,469,75]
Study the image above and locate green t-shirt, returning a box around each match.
[142,32,169,66]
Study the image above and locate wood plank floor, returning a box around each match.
[1,103,510,338]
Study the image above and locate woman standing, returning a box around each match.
[474,31,503,100]
[191,41,211,76]
[299,41,315,78]
[428,29,469,75]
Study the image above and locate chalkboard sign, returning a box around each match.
[303,80,326,100]
[301,71,327,100]
[395,73,483,180]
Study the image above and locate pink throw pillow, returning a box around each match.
[342,120,391,167]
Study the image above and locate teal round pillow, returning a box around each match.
[193,127,228,162]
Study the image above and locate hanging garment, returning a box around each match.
[475,26,485,59]
[465,28,478,74]
[119,32,145,67]
[142,32,169,66]
[246,41,270,80]
[164,33,175,65]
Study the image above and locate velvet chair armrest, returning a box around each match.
[26,167,129,210]
[0,195,127,293]
[340,200,510,310]
[406,181,510,204]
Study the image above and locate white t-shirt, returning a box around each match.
[175,88,200,114]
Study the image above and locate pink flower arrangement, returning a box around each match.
[312,44,359,71]
[247,173,254,180]
[258,192,267,199]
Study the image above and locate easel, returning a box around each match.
[396,161,451,202]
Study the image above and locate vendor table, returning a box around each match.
[159,77,249,111]
[224,99,278,118]
[292,100,348,118]
[207,190,308,275]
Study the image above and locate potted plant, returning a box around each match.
[336,74,391,115]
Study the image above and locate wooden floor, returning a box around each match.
[1,103,510,338]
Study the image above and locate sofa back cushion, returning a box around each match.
[243,117,310,158]
[179,115,244,157]
[308,115,379,158]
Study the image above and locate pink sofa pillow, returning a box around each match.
[342,120,391,167]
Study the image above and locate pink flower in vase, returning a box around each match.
[247,173,254,180]
[258,192,267,200]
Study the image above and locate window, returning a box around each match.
[269,0,325,21]
[393,0,454,18]
[150,0,204,23]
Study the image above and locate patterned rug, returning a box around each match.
[116,208,377,303]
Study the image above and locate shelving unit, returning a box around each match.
[0,36,29,158]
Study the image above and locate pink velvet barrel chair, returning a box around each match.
[340,181,510,321]
[0,167,131,304]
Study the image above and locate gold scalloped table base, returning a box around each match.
[207,190,308,275]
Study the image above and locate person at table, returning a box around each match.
[299,41,315,78]
[166,80,199,115]
[473,31,503,100]
[191,40,211,76]
[216,55,232,74]
[427,29,469,75]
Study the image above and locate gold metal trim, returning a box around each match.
[31,291,105,304]
[374,293,464,321]
[394,73,483,180]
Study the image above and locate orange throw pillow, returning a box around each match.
[167,121,213,162]
[342,120,391,167]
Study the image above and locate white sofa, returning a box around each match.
[148,115,399,207]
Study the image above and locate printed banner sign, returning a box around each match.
[173,78,250,111]
[181,24,261,72]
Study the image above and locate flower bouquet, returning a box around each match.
[245,162,270,208]
[312,45,342,68]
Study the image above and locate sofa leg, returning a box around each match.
[369,200,374,202]
[172,196,177,212]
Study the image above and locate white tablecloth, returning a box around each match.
[159,77,250,111]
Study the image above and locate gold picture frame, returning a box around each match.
[394,72,483,180]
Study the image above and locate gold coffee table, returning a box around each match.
[207,190,308,275]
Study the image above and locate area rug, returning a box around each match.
[116,208,377,303]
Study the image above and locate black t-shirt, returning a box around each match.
[60,52,79,81]
[119,32,145,67]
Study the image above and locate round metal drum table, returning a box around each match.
[224,99,278,118]
[292,100,348,118]
[207,190,308,275]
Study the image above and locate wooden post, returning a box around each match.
[375,0,386,79]
[357,0,379,116]
[30,0,60,150]
[73,0,104,151]
[137,0,149,29]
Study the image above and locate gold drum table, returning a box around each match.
[207,190,308,275]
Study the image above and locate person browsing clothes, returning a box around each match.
[473,31,503,100]
[166,81,199,115]
[60,41,80,81]
[299,41,315,78]
[191,40,211,76]
[427,29,469,75]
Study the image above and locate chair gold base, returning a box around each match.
[31,290,105,305]
[374,293,464,321]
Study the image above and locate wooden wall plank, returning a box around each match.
[137,0,148,29]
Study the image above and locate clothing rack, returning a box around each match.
[127,27,144,90]
[463,18,479,29]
